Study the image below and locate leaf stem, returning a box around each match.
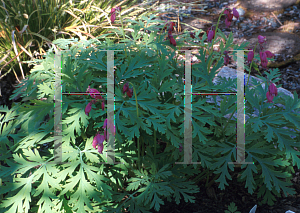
[129,82,141,170]
[207,10,224,75]
[154,129,157,156]
[246,43,260,88]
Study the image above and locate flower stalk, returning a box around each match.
[128,82,141,170]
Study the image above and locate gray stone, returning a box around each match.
[206,66,298,121]
[239,0,299,12]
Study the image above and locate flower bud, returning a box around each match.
[258,35,266,45]
[233,8,239,20]
[247,50,254,63]
[266,91,274,103]
[85,101,93,116]
[268,83,278,97]
[123,82,129,94]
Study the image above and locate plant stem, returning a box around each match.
[206,172,221,188]
[119,10,128,58]
[222,110,235,133]
[207,11,224,75]
[154,129,157,156]
[246,43,260,88]
[129,82,141,170]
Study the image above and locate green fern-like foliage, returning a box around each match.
[0,14,300,213]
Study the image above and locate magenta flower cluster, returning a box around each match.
[110,6,121,23]
[266,83,278,103]
[123,82,133,98]
[224,7,239,28]
[92,118,116,154]
[246,35,276,103]
[85,86,105,116]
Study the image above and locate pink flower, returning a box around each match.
[207,28,215,42]
[179,143,183,152]
[268,83,278,97]
[225,18,232,28]
[224,8,231,16]
[98,143,104,154]
[266,91,274,103]
[190,32,195,39]
[123,82,129,94]
[126,88,133,98]
[101,101,105,111]
[110,11,116,23]
[169,22,175,32]
[232,8,239,20]
[227,13,234,22]
[248,50,254,63]
[259,51,268,69]
[92,133,105,154]
[264,50,274,58]
[168,34,177,46]
[86,86,103,100]
[116,6,121,12]
[223,51,230,65]
[258,35,266,45]
[103,118,116,142]
[85,101,93,116]
[110,7,121,23]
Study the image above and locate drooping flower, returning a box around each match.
[258,35,266,45]
[86,86,103,100]
[266,91,274,103]
[168,34,177,46]
[123,82,129,94]
[179,143,183,152]
[264,50,275,58]
[103,119,108,129]
[247,49,254,63]
[223,7,238,28]
[110,6,120,23]
[224,51,230,65]
[85,101,93,116]
[226,13,234,22]
[98,143,104,154]
[232,8,239,20]
[190,32,195,39]
[127,87,133,98]
[110,8,116,23]
[224,8,231,16]
[103,118,116,142]
[101,101,105,111]
[268,83,278,97]
[225,18,232,28]
[259,51,268,69]
[169,22,175,32]
[206,27,215,42]
[92,133,105,154]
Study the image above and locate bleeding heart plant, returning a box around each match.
[1,6,300,213]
